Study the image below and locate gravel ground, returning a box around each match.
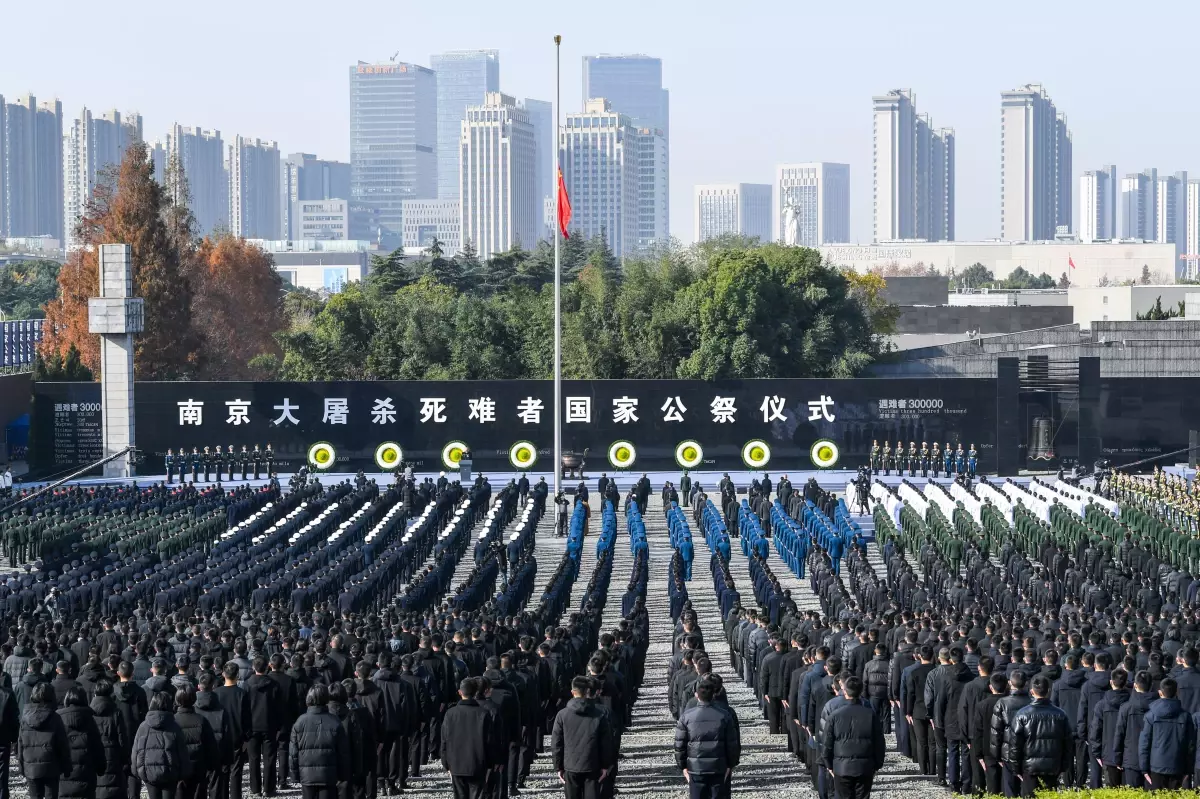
[4,494,952,798]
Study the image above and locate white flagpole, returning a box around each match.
[553,34,562,499]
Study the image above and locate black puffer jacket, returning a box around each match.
[1088,687,1130,766]
[1114,690,1153,771]
[141,676,174,712]
[551,697,615,774]
[863,655,890,701]
[288,705,349,786]
[989,689,1032,763]
[244,674,283,735]
[195,691,234,767]
[674,700,740,776]
[89,697,128,799]
[822,702,885,777]
[57,704,105,799]
[132,709,191,786]
[111,682,147,749]
[928,662,973,741]
[174,707,216,775]
[1010,699,1070,776]
[18,704,71,780]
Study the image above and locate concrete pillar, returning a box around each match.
[87,244,144,478]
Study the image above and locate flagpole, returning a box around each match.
[553,34,562,499]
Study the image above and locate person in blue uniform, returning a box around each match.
[165,449,175,484]
[968,444,978,478]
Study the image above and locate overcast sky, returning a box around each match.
[6,0,1195,244]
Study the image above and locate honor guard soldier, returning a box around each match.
[968,443,978,478]
[165,449,175,484]
[240,445,250,480]
[943,442,953,477]
[252,444,262,479]
[191,447,202,482]
[882,441,893,476]
[226,445,236,482]
[894,441,904,476]
[202,446,212,482]
[930,442,941,477]
[264,443,275,477]
[907,441,918,477]
[920,441,930,478]
[869,440,880,475]
[955,443,966,476]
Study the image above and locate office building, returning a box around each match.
[583,55,669,241]
[693,183,771,242]
[636,127,668,248]
[431,50,499,202]
[775,162,850,246]
[1121,169,1157,240]
[281,153,350,239]
[292,199,349,241]
[1187,180,1200,279]
[63,108,142,249]
[228,136,280,240]
[459,92,537,259]
[1079,166,1117,242]
[1000,84,1072,241]
[560,99,640,257]
[1157,171,1188,260]
[872,89,954,242]
[401,198,461,256]
[1,94,63,240]
[523,98,554,209]
[166,126,227,235]
[349,60,438,248]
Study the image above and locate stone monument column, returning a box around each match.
[87,244,144,478]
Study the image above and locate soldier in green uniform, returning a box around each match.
[869,440,880,474]
[882,441,893,476]
[265,443,275,477]
[919,441,930,478]
[240,445,250,480]
[931,442,941,477]
[190,447,201,482]
[907,441,918,477]
[165,449,175,484]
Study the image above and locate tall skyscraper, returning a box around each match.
[281,153,351,239]
[872,90,954,242]
[523,98,554,209]
[1000,84,1071,241]
[459,92,537,259]
[63,108,142,249]
[1157,171,1188,260]
[228,136,280,240]
[1188,180,1200,278]
[1,94,63,241]
[1079,166,1117,242]
[693,183,771,242]
[431,50,499,202]
[1121,169,1157,240]
[583,55,669,241]
[349,60,438,248]
[635,127,668,249]
[560,99,639,257]
[166,125,227,235]
[775,163,850,246]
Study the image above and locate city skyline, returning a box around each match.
[5,0,1200,245]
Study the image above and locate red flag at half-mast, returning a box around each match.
[1069,255,1076,269]
[557,168,572,238]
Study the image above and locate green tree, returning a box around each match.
[958,262,994,288]
[365,248,412,295]
[32,344,93,381]
[0,259,60,319]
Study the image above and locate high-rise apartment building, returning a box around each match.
[228,136,280,240]
[281,153,350,239]
[431,50,499,202]
[872,90,954,242]
[349,61,438,248]
[166,126,227,235]
[560,99,639,257]
[1,94,63,241]
[693,183,771,242]
[583,55,669,242]
[1188,180,1200,279]
[459,92,537,259]
[63,108,142,248]
[1121,169,1157,240]
[1079,166,1117,243]
[1000,84,1071,241]
[1157,171,1188,260]
[523,98,554,212]
[635,127,668,249]
[775,163,850,246]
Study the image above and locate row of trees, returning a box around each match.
[269,235,894,381]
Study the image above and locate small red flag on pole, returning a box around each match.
[557,168,572,238]
[1069,255,1076,269]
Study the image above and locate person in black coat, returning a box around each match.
[1139,676,1197,790]
[1113,669,1154,788]
[0,674,20,799]
[552,676,615,799]
[243,658,284,798]
[175,687,216,799]
[442,678,499,799]
[114,663,148,799]
[289,684,350,799]
[195,674,234,799]
[337,680,377,799]
[674,678,740,799]
[1010,675,1070,796]
[1088,669,1131,787]
[822,677,885,799]
[18,682,72,799]
[925,647,973,790]
[57,686,105,799]
[89,681,128,799]
[990,670,1032,797]
[131,692,190,799]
